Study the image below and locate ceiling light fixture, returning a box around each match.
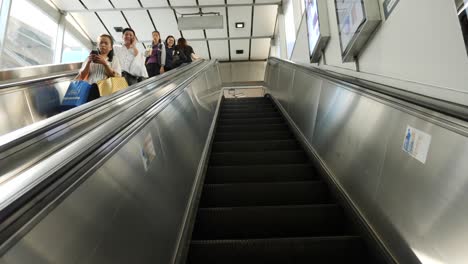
[235,22,245,28]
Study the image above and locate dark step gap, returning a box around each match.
[188,236,371,264]
[205,164,317,184]
[214,131,293,142]
[200,181,332,207]
[209,150,308,166]
[192,204,352,240]
[221,104,276,110]
[218,117,284,125]
[212,139,300,153]
[216,124,288,133]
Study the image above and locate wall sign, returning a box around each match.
[334,0,381,62]
[383,0,401,19]
[402,125,432,164]
[304,0,330,62]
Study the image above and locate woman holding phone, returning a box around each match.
[80,34,121,84]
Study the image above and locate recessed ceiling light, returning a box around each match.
[235,22,245,28]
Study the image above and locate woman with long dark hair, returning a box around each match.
[164,35,176,71]
[144,31,166,77]
[173,37,196,68]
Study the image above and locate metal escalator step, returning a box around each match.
[192,204,350,240]
[209,150,308,166]
[214,131,293,142]
[205,164,317,183]
[219,112,281,119]
[216,124,288,133]
[212,139,300,152]
[220,107,277,113]
[218,117,283,125]
[188,236,370,264]
[221,102,273,107]
[200,181,332,207]
[221,104,275,110]
[223,97,269,102]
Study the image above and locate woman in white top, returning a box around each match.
[80,34,121,84]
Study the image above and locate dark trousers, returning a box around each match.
[146,63,161,78]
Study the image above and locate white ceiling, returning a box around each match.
[52,0,279,61]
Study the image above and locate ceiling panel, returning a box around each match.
[227,0,252,3]
[198,0,224,5]
[256,0,280,3]
[202,7,227,38]
[140,0,168,7]
[176,8,205,39]
[50,0,84,10]
[209,40,229,61]
[80,0,113,9]
[111,0,141,8]
[253,5,277,36]
[97,11,129,41]
[149,9,181,41]
[250,38,270,60]
[70,12,108,42]
[230,39,249,60]
[123,11,156,42]
[171,0,197,6]
[190,41,210,60]
[228,6,252,37]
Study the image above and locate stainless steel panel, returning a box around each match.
[0,63,80,83]
[288,68,322,143]
[265,58,468,264]
[0,90,34,136]
[0,64,222,264]
[218,62,267,84]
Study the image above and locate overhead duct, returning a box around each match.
[177,14,224,30]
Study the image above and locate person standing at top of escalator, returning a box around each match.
[164,35,176,72]
[113,28,148,85]
[144,31,166,77]
[173,38,198,68]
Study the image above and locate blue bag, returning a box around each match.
[61,80,93,108]
[33,86,60,116]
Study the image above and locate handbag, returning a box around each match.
[61,80,93,108]
[97,77,129,96]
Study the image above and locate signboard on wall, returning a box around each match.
[334,0,381,62]
[304,0,330,62]
[335,0,366,55]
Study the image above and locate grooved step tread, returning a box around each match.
[188,236,370,264]
[220,107,277,113]
[205,164,317,183]
[209,150,308,166]
[218,117,284,125]
[212,139,300,153]
[200,181,332,207]
[216,123,288,133]
[192,204,350,240]
[219,112,281,119]
[214,131,293,142]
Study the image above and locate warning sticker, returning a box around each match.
[402,125,432,164]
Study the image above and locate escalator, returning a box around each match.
[187,96,376,263]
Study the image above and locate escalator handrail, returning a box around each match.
[267,57,468,123]
[0,60,206,154]
[0,71,78,90]
[0,59,218,218]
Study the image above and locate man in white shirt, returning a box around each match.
[113,28,148,85]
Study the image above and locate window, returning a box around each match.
[62,31,90,63]
[0,0,58,70]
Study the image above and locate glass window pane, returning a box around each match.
[0,0,58,70]
[62,31,90,63]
